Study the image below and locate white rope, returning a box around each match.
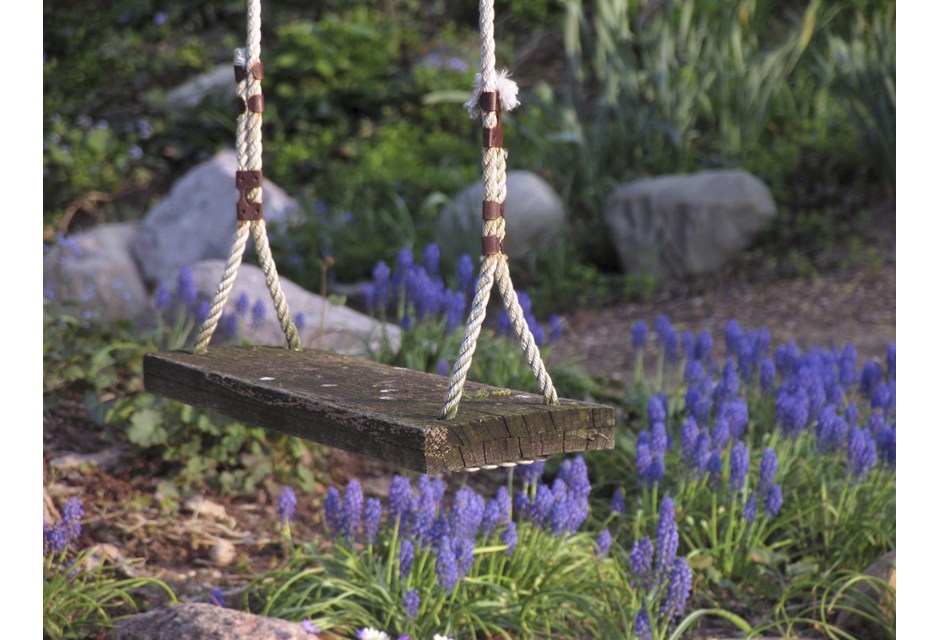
[441,0,558,419]
[194,0,300,353]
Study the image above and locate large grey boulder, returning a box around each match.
[111,603,315,640]
[133,150,300,286]
[166,260,400,356]
[603,170,776,280]
[43,223,151,325]
[435,170,565,266]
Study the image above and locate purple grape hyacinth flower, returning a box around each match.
[764,484,783,517]
[692,432,711,476]
[518,459,545,487]
[342,480,364,542]
[651,420,669,455]
[661,557,693,621]
[481,486,511,537]
[302,618,321,635]
[423,243,441,278]
[647,393,668,426]
[435,535,459,593]
[399,539,415,580]
[632,319,648,350]
[706,451,723,488]
[729,441,749,493]
[372,260,391,307]
[501,521,518,556]
[456,253,475,299]
[154,284,171,312]
[859,359,883,398]
[711,416,731,451]
[742,495,758,523]
[758,448,778,494]
[177,265,197,309]
[694,330,713,362]
[209,588,225,607]
[847,426,877,479]
[44,496,84,556]
[654,498,679,576]
[404,589,420,619]
[388,475,412,525]
[630,535,654,586]
[324,487,342,535]
[680,416,699,463]
[595,529,613,558]
[760,357,776,393]
[633,608,653,640]
[236,292,250,317]
[363,498,382,544]
[611,488,625,514]
[655,314,679,362]
[277,486,296,524]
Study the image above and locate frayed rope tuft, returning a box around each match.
[464,70,521,118]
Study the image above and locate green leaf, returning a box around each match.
[127,409,167,447]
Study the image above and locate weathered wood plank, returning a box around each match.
[143,346,616,473]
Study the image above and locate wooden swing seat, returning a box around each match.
[143,346,615,473]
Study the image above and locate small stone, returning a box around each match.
[209,540,236,567]
[835,550,896,639]
[111,602,314,640]
[183,496,229,522]
[49,448,123,473]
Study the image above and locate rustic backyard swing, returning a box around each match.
[143,0,615,473]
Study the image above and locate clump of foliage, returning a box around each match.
[44,497,176,638]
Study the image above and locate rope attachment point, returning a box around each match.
[194,4,300,354]
[236,170,264,221]
[440,0,558,420]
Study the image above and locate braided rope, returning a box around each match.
[440,0,557,419]
[193,0,300,353]
[194,222,251,354]
[251,219,301,350]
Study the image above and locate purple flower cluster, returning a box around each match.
[152,265,213,336]
[363,245,566,347]
[317,455,597,599]
[628,497,694,630]
[44,497,84,557]
[516,456,592,535]
[322,480,384,544]
[770,341,896,476]
[363,245,467,335]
